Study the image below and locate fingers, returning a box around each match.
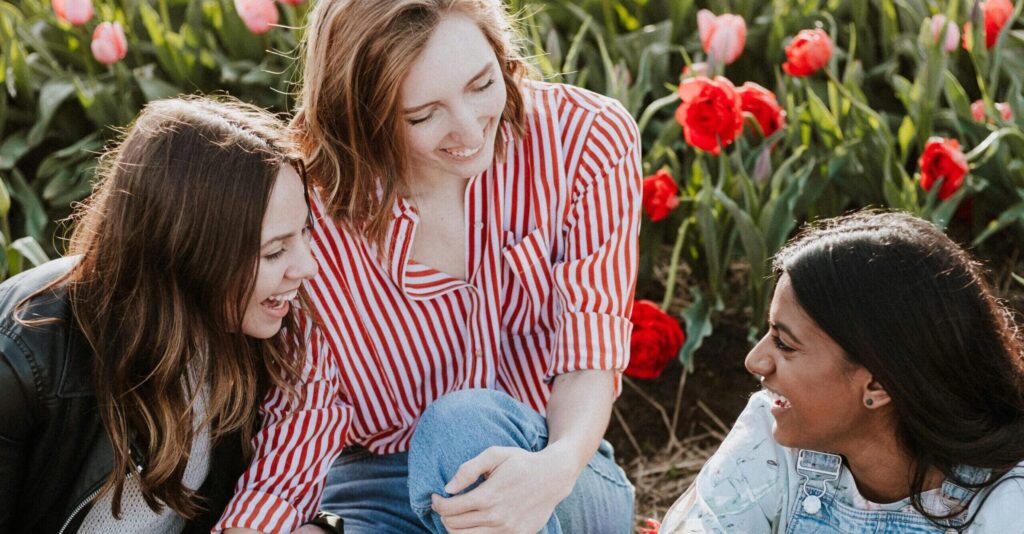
[432,484,488,517]
[444,446,509,494]
[441,509,498,530]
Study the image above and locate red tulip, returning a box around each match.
[642,170,680,222]
[737,82,786,137]
[930,15,961,53]
[91,22,127,65]
[235,0,279,34]
[919,138,968,200]
[626,300,685,380]
[782,29,833,77]
[675,76,744,155]
[971,99,1013,122]
[983,0,1015,48]
[52,0,93,26]
[278,0,304,4]
[697,10,747,65]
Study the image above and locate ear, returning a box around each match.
[863,377,891,409]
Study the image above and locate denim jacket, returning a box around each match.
[660,392,1024,533]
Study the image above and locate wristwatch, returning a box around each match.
[305,511,344,533]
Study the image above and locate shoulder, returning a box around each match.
[523,80,640,156]
[970,468,1024,532]
[695,392,794,510]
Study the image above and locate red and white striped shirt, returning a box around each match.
[216,81,640,532]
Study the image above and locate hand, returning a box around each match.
[430,446,576,534]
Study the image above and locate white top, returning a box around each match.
[78,385,212,533]
[660,392,1024,533]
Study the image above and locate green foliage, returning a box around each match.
[2,0,1024,376]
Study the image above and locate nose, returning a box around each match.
[449,103,485,147]
[744,334,776,378]
[288,237,319,281]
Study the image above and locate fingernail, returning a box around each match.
[443,483,454,493]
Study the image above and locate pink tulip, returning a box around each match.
[278,0,304,5]
[52,0,93,26]
[971,99,1014,122]
[697,10,746,65]
[235,0,279,34]
[91,22,127,65]
[930,15,960,53]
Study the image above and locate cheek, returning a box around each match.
[407,127,443,158]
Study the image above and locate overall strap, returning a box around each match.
[795,449,843,515]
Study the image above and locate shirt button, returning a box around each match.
[474,348,483,358]
[474,221,484,230]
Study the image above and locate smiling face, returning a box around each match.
[240,164,318,339]
[399,12,508,187]
[745,274,882,451]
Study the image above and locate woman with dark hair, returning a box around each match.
[0,97,344,533]
[660,210,1024,533]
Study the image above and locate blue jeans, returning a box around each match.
[320,389,635,533]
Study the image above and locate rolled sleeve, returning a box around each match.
[546,100,642,396]
[214,323,350,533]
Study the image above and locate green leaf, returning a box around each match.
[134,64,185,102]
[9,236,47,268]
[27,78,76,147]
[807,86,843,146]
[0,130,30,171]
[6,169,46,242]
[0,174,9,219]
[943,70,973,120]
[677,287,715,371]
[973,201,1024,244]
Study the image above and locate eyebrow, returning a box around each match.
[771,320,803,346]
[261,231,296,249]
[403,64,494,114]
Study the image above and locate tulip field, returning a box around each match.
[2,0,1024,525]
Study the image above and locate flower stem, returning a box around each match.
[661,217,690,311]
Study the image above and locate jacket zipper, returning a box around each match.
[57,452,145,534]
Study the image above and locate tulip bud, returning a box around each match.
[930,15,961,53]
[697,9,747,65]
[235,0,279,35]
[52,0,93,26]
[91,22,128,65]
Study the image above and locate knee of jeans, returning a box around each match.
[411,389,516,449]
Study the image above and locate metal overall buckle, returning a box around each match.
[796,450,843,515]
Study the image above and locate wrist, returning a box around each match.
[538,442,588,495]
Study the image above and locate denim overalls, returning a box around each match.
[787,450,987,533]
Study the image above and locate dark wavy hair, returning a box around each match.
[20,96,310,519]
[775,210,1024,529]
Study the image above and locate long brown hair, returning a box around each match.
[776,210,1024,529]
[292,0,533,250]
[44,96,308,518]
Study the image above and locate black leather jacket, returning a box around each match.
[0,258,341,533]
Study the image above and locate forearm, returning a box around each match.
[543,369,616,479]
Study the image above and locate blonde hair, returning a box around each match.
[292,0,532,249]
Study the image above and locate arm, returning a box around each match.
[660,393,787,533]
[215,323,351,533]
[0,351,32,532]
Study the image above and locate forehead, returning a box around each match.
[401,12,498,104]
[262,164,307,238]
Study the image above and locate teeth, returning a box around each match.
[764,388,791,408]
[266,289,298,303]
[443,145,481,158]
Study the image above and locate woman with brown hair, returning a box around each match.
[0,97,345,533]
[230,0,641,532]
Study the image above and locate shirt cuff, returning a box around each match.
[547,310,632,396]
[213,489,303,533]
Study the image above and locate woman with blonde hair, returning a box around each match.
[229,0,642,531]
[0,97,344,533]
